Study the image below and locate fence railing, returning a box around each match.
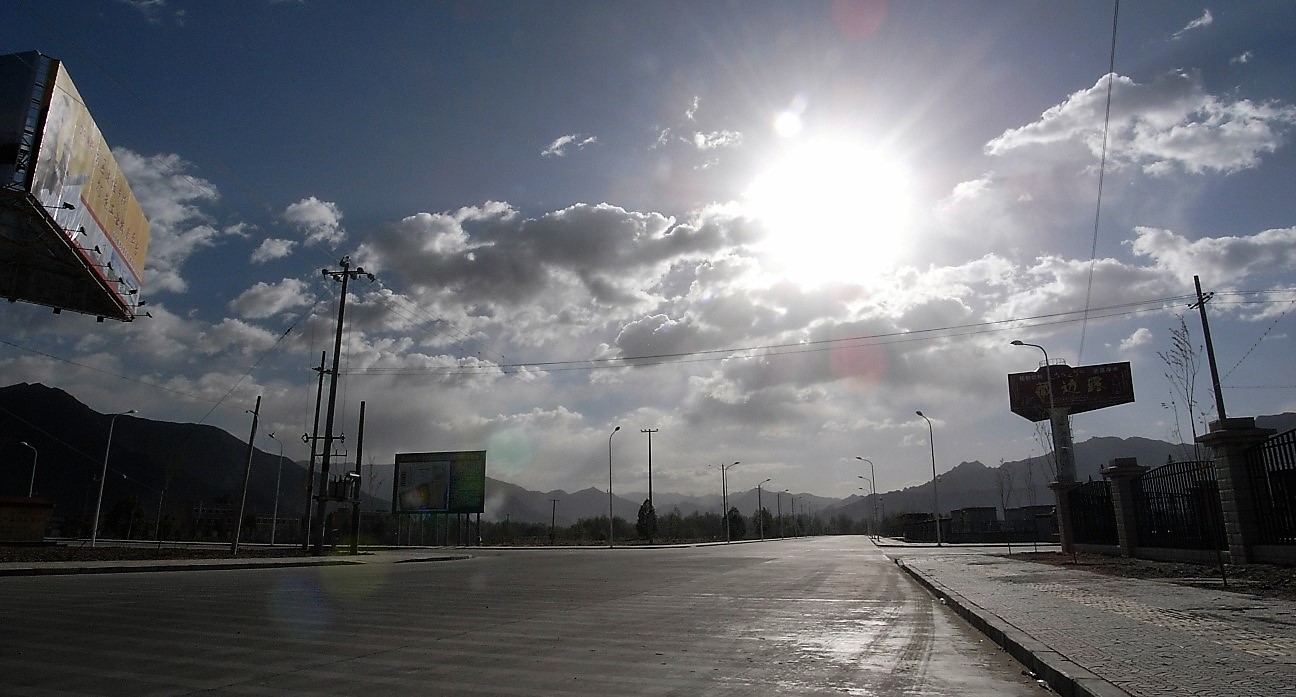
[1248,427,1296,545]
[1134,460,1225,550]
[1069,480,1118,545]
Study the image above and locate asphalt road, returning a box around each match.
[3,537,1043,695]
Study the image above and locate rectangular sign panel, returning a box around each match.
[34,60,150,297]
[1008,361,1135,422]
[0,51,149,321]
[393,450,486,514]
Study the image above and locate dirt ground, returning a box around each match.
[1009,550,1296,601]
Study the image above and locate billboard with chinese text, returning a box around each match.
[1008,362,1135,422]
[0,51,149,321]
[393,450,486,514]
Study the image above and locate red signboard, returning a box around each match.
[1008,362,1135,422]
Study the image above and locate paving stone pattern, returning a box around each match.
[897,553,1296,697]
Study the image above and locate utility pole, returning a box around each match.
[231,395,260,557]
[549,498,559,545]
[301,351,326,550]
[640,428,658,506]
[314,257,374,555]
[1192,275,1228,423]
[350,400,366,555]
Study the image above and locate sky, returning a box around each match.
[3,1,1295,505]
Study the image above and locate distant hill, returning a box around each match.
[0,383,329,527]
[3,382,1293,528]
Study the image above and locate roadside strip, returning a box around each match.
[893,556,1131,697]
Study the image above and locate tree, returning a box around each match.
[636,498,658,542]
[726,507,746,540]
[1158,314,1205,460]
[997,462,1015,554]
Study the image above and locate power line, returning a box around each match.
[343,294,1196,377]
[1077,0,1121,363]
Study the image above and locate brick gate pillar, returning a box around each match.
[1102,458,1147,557]
[1197,417,1274,564]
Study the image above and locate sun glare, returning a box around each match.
[744,138,913,285]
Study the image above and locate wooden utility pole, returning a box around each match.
[350,401,366,555]
[301,351,326,550]
[314,257,374,555]
[231,395,260,557]
[1192,275,1228,422]
[640,428,658,506]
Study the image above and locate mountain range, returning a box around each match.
[2,382,1293,527]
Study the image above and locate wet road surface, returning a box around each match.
[2,537,1042,695]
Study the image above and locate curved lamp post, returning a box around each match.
[18,441,37,497]
[608,426,620,547]
[915,410,942,547]
[856,456,878,540]
[856,475,875,538]
[92,409,137,547]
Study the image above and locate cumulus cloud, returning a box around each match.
[1127,225,1296,280]
[228,278,314,319]
[116,149,239,294]
[987,72,1296,176]
[1171,9,1213,40]
[250,237,296,263]
[685,96,700,121]
[1120,327,1154,351]
[692,130,743,150]
[541,134,598,158]
[283,196,345,247]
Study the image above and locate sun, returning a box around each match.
[743,137,914,285]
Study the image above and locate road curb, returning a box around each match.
[894,558,1131,697]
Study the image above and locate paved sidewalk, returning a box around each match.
[892,551,1296,697]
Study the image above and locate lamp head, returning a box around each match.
[915,410,924,417]
[1010,339,1024,346]
[613,425,620,433]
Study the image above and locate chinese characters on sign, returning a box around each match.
[1007,362,1135,422]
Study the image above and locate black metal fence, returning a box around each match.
[1134,460,1225,550]
[1069,480,1118,545]
[1247,427,1296,545]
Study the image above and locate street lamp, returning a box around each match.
[915,410,942,547]
[92,409,136,547]
[268,432,284,546]
[756,478,771,540]
[608,426,620,547]
[719,461,740,542]
[856,456,878,540]
[18,441,37,497]
[857,476,874,538]
[1011,339,1074,483]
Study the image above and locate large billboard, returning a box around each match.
[0,51,149,321]
[393,450,486,514]
[1008,362,1135,422]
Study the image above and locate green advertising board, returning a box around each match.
[393,450,486,514]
